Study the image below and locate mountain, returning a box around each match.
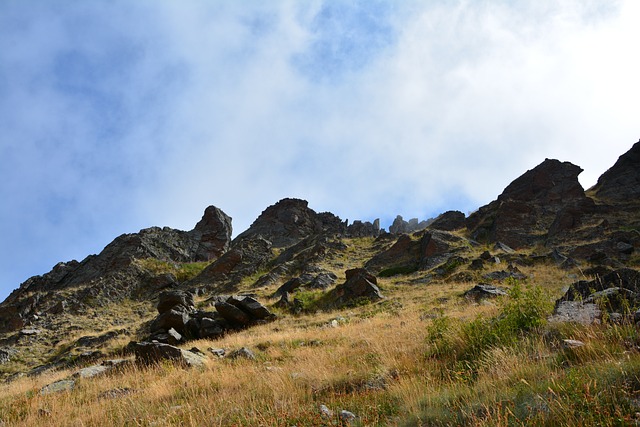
[0,140,639,426]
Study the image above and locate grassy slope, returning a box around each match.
[1,238,640,426]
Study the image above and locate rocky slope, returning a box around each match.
[1,139,639,380]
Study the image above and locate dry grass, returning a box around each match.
[2,238,639,426]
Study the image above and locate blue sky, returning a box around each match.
[1,0,639,300]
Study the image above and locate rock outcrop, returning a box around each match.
[591,140,640,203]
[0,205,232,334]
[326,268,383,306]
[466,159,594,248]
[389,215,430,235]
[365,230,467,275]
[147,292,275,343]
[233,198,345,248]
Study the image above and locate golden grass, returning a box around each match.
[1,237,637,426]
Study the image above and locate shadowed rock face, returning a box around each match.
[191,206,233,261]
[591,140,640,203]
[466,159,593,248]
[0,205,232,333]
[233,198,344,248]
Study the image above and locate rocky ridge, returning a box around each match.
[1,139,639,379]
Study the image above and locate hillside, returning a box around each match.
[0,140,639,426]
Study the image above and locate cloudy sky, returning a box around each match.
[1,0,639,300]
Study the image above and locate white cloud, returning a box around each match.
[0,0,639,299]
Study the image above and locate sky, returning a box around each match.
[1,0,639,301]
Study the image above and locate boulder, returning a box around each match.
[463,284,507,301]
[157,290,195,314]
[214,301,251,326]
[40,379,75,395]
[227,347,256,361]
[550,301,601,325]
[327,268,383,307]
[150,309,190,335]
[133,342,206,368]
[227,296,272,320]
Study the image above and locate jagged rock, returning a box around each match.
[133,342,206,368]
[166,328,183,345]
[309,272,337,289]
[463,284,507,301]
[493,242,515,254]
[191,205,233,261]
[190,237,273,289]
[327,268,383,306]
[429,210,466,231]
[150,309,190,335]
[214,302,251,326]
[227,296,272,320]
[273,278,302,298]
[346,219,380,237]
[591,140,640,202]
[227,347,256,361]
[366,230,466,275]
[389,215,429,234]
[0,205,232,333]
[198,317,225,339]
[467,158,593,248]
[98,387,133,400]
[233,198,344,248]
[157,290,195,314]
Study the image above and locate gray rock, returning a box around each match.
[228,296,272,320]
[208,348,226,358]
[157,290,195,314]
[562,339,585,349]
[227,347,256,361]
[19,328,41,336]
[40,379,75,395]
[319,404,333,419]
[72,364,110,379]
[550,301,601,325]
[133,342,207,368]
[214,301,251,326]
[166,328,182,345]
[463,284,508,301]
[339,410,357,422]
[150,309,190,335]
[0,348,16,365]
